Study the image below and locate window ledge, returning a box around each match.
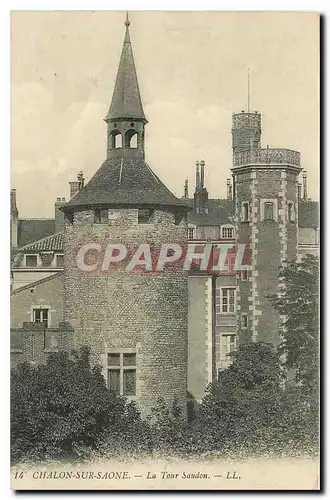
[44,348,59,353]
[10,349,22,353]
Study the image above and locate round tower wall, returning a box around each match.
[63,207,188,416]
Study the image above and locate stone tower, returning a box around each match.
[231,113,302,345]
[61,17,189,416]
[232,111,261,155]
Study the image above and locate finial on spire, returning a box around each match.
[125,11,130,28]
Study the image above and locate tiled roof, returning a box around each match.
[17,232,64,253]
[63,149,190,210]
[188,199,235,225]
[18,219,55,247]
[298,200,319,228]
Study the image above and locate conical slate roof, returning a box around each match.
[64,150,189,210]
[63,18,188,212]
[105,25,146,122]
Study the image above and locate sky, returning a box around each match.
[11,11,319,218]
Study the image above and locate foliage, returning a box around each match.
[269,254,319,392]
[191,342,318,456]
[11,347,148,463]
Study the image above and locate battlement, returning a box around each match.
[232,111,261,129]
[233,147,301,168]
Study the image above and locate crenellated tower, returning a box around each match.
[231,113,302,345]
[231,111,261,155]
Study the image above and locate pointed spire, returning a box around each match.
[105,13,147,122]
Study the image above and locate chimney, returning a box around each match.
[184,179,189,199]
[69,171,85,199]
[302,170,308,201]
[10,189,18,248]
[195,161,200,190]
[200,160,205,189]
[297,182,302,199]
[226,178,233,200]
[54,197,66,233]
[194,160,209,214]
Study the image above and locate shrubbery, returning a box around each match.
[11,347,150,463]
[11,342,318,464]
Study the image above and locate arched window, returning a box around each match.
[110,131,122,149]
[125,129,139,148]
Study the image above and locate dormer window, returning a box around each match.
[94,209,109,224]
[221,226,234,239]
[55,254,64,268]
[25,254,38,267]
[138,208,153,224]
[187,228,195,240]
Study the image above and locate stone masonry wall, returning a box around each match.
[235,166,299,345]
[63,207,188,417]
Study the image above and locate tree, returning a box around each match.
[11,347,146,462]
[270,254,319,391]
[194,342,317,456]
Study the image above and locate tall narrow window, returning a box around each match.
[288,202,294,222]
[33,308,49,328]
[187,228,195,240]
[241,313,248,329]
[55,254,64,268]
[107,352,136,396]
[174,212,183,225]
[264,202,274,220]
[125,129,139,148]
[241,270,249,281]
[242,202,249,222]
[223,334,237,356]
[220,287,236,314]
[94,209,109,224]
[110,131,122,149]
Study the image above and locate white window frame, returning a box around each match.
[187,226,195,240]
[241,201,250,222]
[260,198,278,222]
[241,313,248,329]
[219,287,236,314]
[221,225,235,239]
[24,254,39,267]
[54,253,64,268]
[287,201,295,223]
[222,334,237,357]
[31,306,51,327]
[106,348,137,398]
